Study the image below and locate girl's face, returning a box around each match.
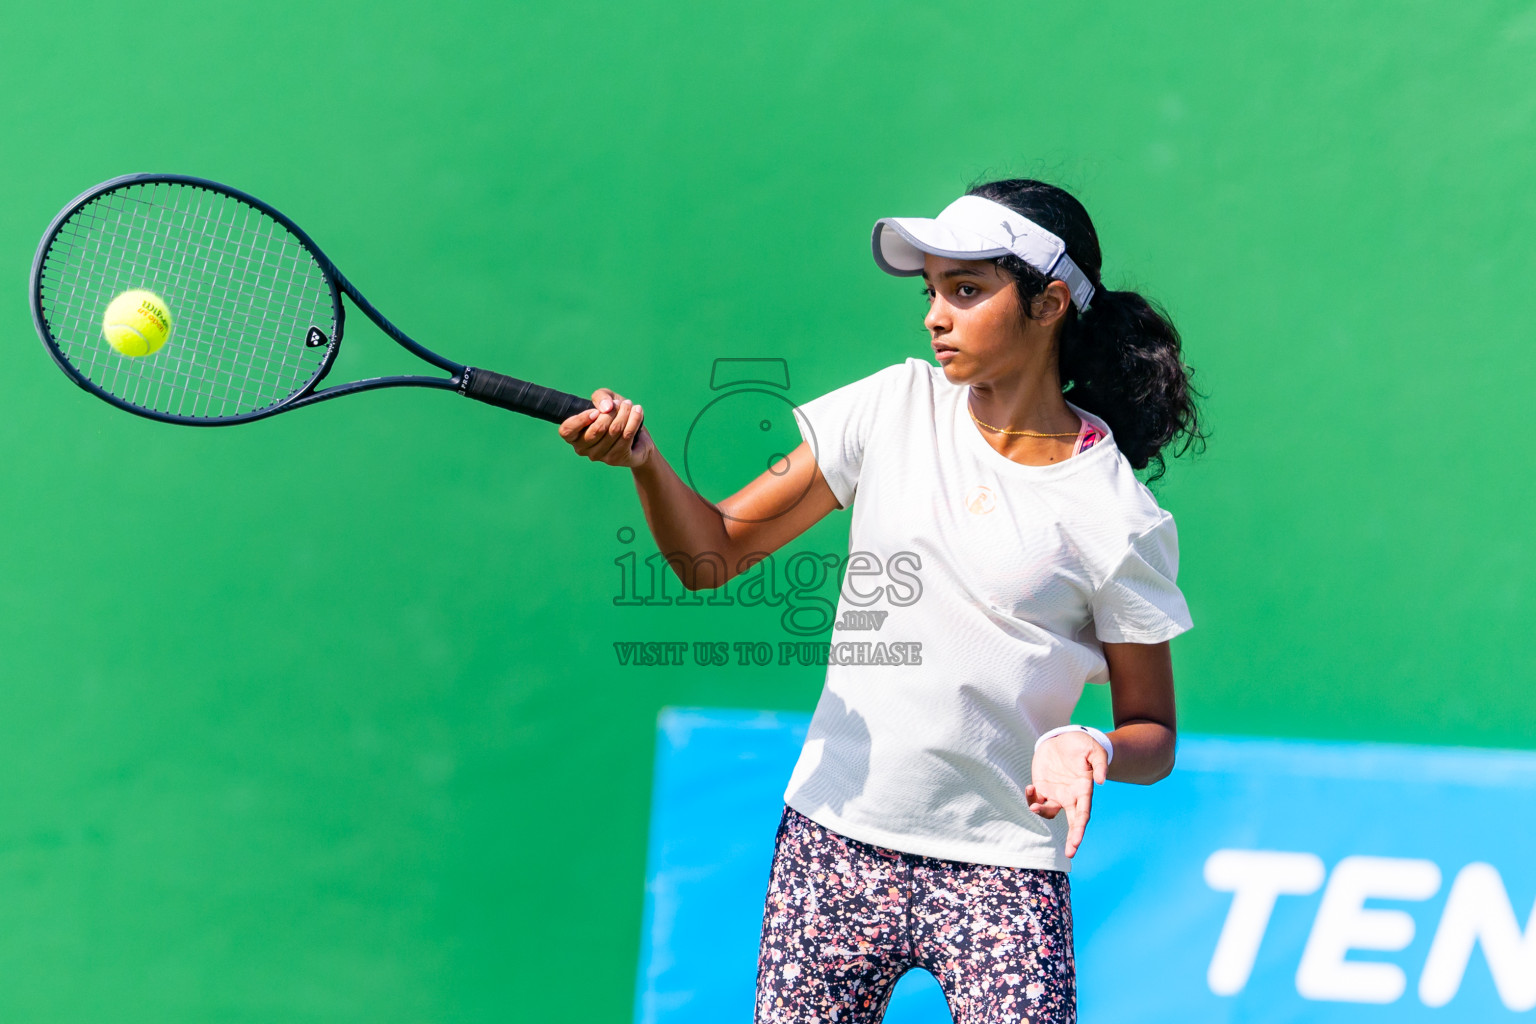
[921,255,1030,383]
[921,254,1068,385]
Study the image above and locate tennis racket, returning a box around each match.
[29,172,598,427]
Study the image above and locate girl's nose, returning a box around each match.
[925,299,949,335]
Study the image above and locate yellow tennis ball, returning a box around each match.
[102,289,173,357]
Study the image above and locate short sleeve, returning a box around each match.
[1090,511,1194,643]
[792,363,909,509]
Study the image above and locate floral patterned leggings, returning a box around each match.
[755,806,1075,1024]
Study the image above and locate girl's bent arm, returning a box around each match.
[560,389,840,590]
[632,443,840,589]
[1026,640,1177,857]
[1103,640,1178,784]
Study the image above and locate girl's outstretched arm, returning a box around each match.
[559,388,840,590]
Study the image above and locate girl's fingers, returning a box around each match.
[624,403,645,439]
[1088,746,1108,785]
[584,407,619,446]
[1065,815,1085,857]
[559,408,601,442]
[591,424,629,462]
[590,388,622,415]
[608,399,633,437]
[582,405,645,465]
[1064,792,1093,858]
[565,389,645,466]
[1026,784,1063,818]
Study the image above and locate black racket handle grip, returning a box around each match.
[462,367,594,424]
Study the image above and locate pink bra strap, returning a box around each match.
[1074,419,1104,456]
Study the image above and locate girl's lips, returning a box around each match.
[933,345,958,361]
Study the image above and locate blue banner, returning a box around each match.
[635,708,1536,1023]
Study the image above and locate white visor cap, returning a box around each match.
[872,194,1096,311]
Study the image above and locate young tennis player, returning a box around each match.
[559,179,1201,1024]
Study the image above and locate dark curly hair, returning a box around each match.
[967,178,1205,481]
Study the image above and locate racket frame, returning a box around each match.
[30,172,473,426]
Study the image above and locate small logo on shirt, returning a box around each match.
[964,485,997,515]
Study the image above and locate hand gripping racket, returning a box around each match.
[29,173,598,426]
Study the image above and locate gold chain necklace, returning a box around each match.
[968,400,1082,438]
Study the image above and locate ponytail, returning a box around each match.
[1063,288,1200,480]
[966,179,1205,481]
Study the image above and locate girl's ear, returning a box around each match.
[1031,280,1074,327]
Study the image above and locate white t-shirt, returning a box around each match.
[783,358,1192,871]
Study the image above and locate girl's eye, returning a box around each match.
[920,286,935,302]
[957,284,978,298]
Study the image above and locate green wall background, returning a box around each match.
[3,1,1533,1020]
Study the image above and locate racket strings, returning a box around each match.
[54,190,304,415]
[98,186,317,412]
[37,181,337,421]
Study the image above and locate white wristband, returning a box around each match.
[1035,724,1114,765]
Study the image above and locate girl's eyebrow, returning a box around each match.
[921,267,989,283]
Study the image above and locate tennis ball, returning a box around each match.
[102,289,173,357]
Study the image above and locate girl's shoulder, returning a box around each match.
[888,357,954,407]
[883,358,956,421]
[801,358,943,421]
[902,356,946,387]
[1053,404,1178,534]
[1087,455,1180,545]
[866,357,940,393]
